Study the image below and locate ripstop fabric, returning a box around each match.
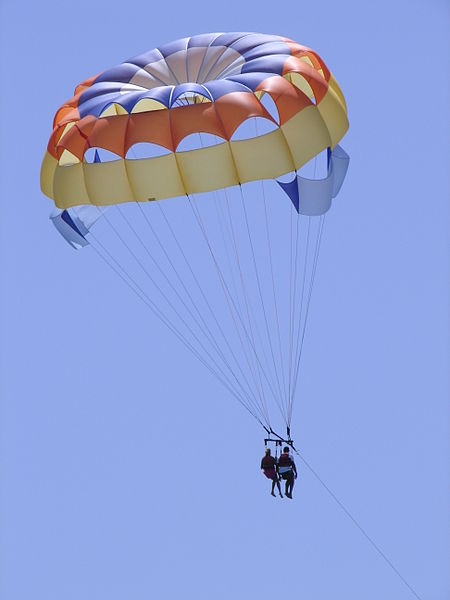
[40,32,349,209]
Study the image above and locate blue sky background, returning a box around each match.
[0,1,448,599]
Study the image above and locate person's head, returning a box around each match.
[265,448,271,455]
[283,446,290,453]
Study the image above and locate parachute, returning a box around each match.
[40,32,349,440]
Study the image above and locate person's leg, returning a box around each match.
[276,476,283,497]
[271,478,276,496]
[288,472,295,496]
[284,472,292,498]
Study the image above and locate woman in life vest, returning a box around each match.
[260,448,283,497]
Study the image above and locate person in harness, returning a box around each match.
[260,448,283,497]
[278,446,297,499]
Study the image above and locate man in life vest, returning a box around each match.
[278,446,297,499]
[260,448,283,497]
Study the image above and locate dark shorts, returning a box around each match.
[280,470,293,481]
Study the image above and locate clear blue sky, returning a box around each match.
[0,1,448,599]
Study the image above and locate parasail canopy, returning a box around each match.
[41,32,348,210]
[41,33,350,438]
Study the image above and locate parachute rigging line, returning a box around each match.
[290,215,326,411]
[92,208,269,426]
[118,201,262,411]
[188,193,275,426]
[134,200,259,410]
[224,184,283,417]
[288,202,294,417]
[188,190,294,423]
[262,180,289,411]
[200,132,284,422]
[238,184,288,424]
[155,199,261,406]
[88,230,267,428]
[221,189,270,420]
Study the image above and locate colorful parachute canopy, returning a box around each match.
[41,33,350,438]
[40,32,348,210]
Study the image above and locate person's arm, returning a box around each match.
[292,459,297,477]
